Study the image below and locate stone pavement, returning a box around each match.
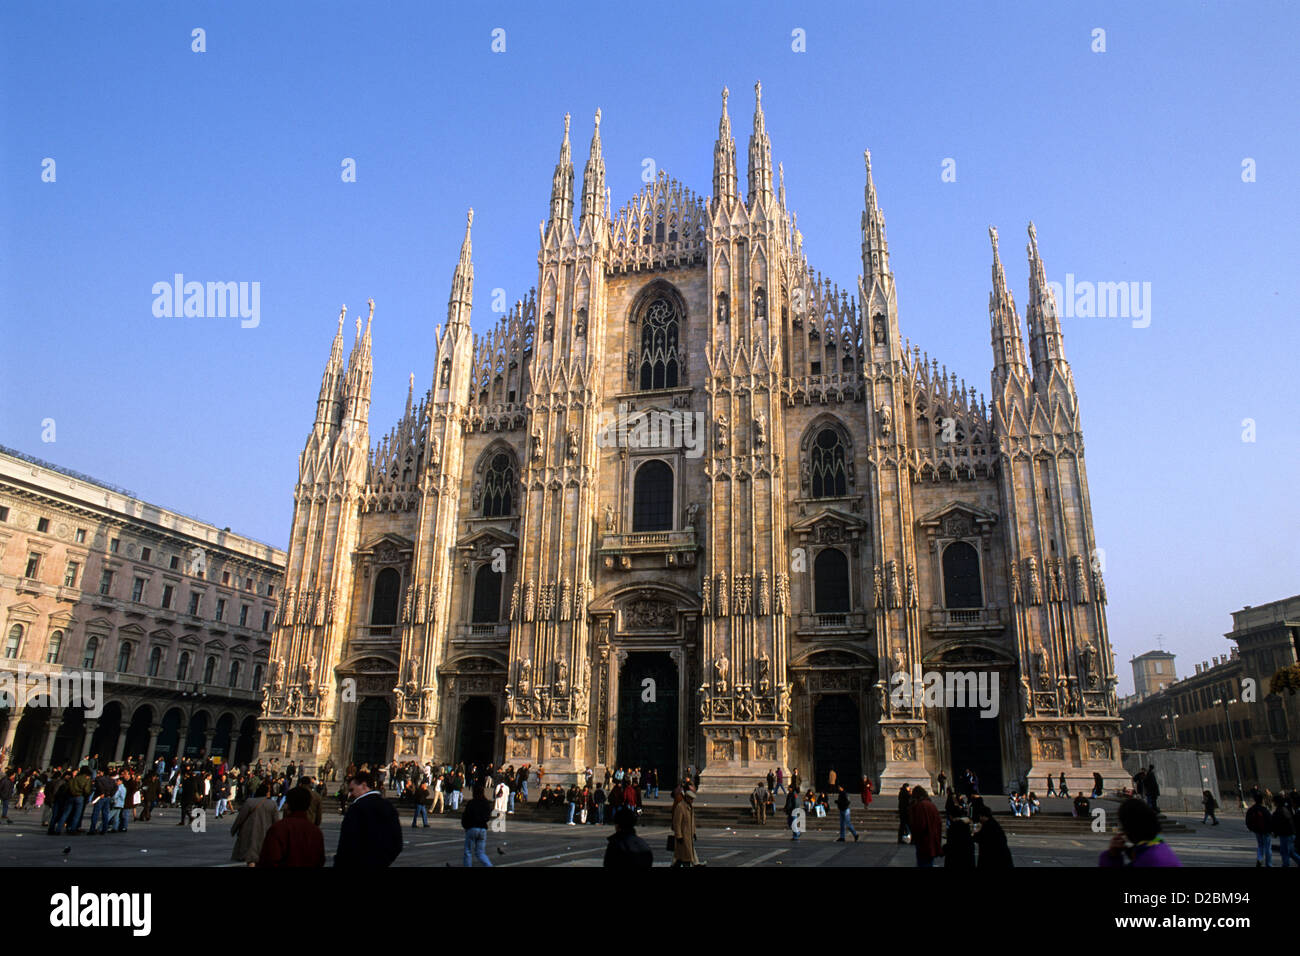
[0,800,1265,867]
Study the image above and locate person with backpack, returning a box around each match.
[1245,791,1273,866]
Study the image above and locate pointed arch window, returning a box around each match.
[639,298,680,390]
[482,453,515,517]
[811,428,848,498]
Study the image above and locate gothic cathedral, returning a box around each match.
[257,85,1124,792]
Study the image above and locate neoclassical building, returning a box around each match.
[260,85,1123,791]
[0,447,284,768]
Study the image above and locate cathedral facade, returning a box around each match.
[256,85,1124,792]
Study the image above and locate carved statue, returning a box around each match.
[873,565,885,609]
[778,682,792,719]
[1032,641,1049,690]
[573,681,589,723]
[430,436,441,467]
[471,481,483,510]
[700,577,711,615]
[714,656,730,695]
[559,578,571,621]
[891,645,906,674]
[756,652,772,695]
[187,546,207,577]
[1071,555,1089,604]
[775,572,789,614]
[715,571,728,616]
[555,660,569,696]
[531,428,544,461]
[565,426,578,460]
[684,501,700,528]
[523,581,535,622]
[271,656,285,690]
[886,561,902,609]
[758,570,770,616]
[509,582,520,619]
[1009,560,1021,604]
[716,414,729,450]
[504,686,517,718]
[518,659,532,697]
[906,564,918,608]
[627,351,635,381]
[754,411,767,446]
[1026,557,1043,606]
[1093,569,1108,605]
[304,654,317,695]
[1079,642,1098,677]
[604,503,616,532]
[800,460,810,493]
[878,403,892,437]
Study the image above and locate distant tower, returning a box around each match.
[1131,650,1178,700]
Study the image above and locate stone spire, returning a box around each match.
[580,109,606,233]
[746,81,774,208]
[860,149,891,279]
[342,298,373,426]
[1025,222,1069,386]
[448,208,474,324]
[988,226,1028,385]
[547,113,574,236]
[315,304,348,428]
[712,86,739,209]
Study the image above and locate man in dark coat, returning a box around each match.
[1144,766,1160,813]
[603,807,653,868]
[973,805,1014,867]
[334,770,402,867]
[258,786,325,867]
[907,785,942,866]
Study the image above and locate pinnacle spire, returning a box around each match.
[746,81,774,207]
[988,225,1028,385]
[1025,221,1069,383]
[580,109,606,232]
[712,86,739,208]
[449,208,474,315]
[547,113,574,235]
[860,149,891,278]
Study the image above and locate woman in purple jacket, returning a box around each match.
[1099,798,1181,867]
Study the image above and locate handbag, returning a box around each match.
[665,834,676,852]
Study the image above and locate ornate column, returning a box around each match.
[41,716,64,767]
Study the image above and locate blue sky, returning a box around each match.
[2,1,1297,691]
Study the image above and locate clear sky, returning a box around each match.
[2,1,1296,693]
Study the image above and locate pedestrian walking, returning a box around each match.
[230,781,280,866]
[907,786,941,866]
[1202,790,1219,826]
[334,770,402,867]
[835,785,859,842]
[896,783,912,844]
[973,804,1014,867]
[461,784,494,866]
[604,807,653,868]
[258,787,325,867]
[750,780,767,824]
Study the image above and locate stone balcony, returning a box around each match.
[455,622,510,643]
[925,606,1005,636]
[599,528,699,570]
[793,610,871,638]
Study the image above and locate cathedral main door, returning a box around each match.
[617,652,678,787]
[813,694,862,791]
[456,697,497,769]
[352,697,391,769]
[947,704,1003,795]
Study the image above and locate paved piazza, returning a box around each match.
[0,803,1258,868]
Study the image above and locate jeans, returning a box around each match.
[596,804,605,824]
[0,798,8,820]
[1280,835,1300,867]
[507,791,515,812]
[449,790,462,811]
[51,796,84,834]
[109,807,124,831]
[413,805,428,826]
[1255,831,1272,866]
[89,799,111,834]
[463,828,492,867]
[566,801,576,824]
[839,808,857,840]
[215,797,228,816]
[1203,810,1217,824]
[520,781,528,800]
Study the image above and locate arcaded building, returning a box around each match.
[259,85,1123,791]
[0,447,283,768]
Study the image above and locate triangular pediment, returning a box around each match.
[917,501,998,534]
[790,506,868,535]
[117,622,146,638]
[356,533,414,556]
[455,526,518,553]
[4,602,41,619]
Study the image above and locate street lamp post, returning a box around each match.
[1212,698,1245,809]
[1160,712,1180,748]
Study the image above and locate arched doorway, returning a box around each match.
[90,701,123,762]
[352,697,391,769]
[10,707,50,768]
[947,702,1002,795]
[211,713,235,759]
[50,707,85,767]
[617,652,679,788]
[235,715,258,766]
[456,697,496,769]
[813,694,862,792]
[123,706,152,765]
[184,711,209,758]
[155,708,183,761]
